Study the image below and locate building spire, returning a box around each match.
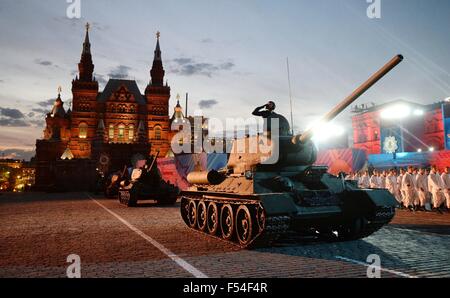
[77,22,94,82]
[83,22,91,55]
[150,31,165,85]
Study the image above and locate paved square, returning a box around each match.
[1,192,449,278]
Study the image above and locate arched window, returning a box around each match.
[128,125,134,141]
[79,123,88,139]
[154,126,162,140]
[109,124,114,140]
[118,124,125,140]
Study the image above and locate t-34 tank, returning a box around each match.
[180,55,403,248]
[118,151,179,207]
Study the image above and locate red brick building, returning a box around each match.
[35,25,172,190]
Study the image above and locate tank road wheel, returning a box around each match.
[206,202,219,235]
[197,200,207,231]
[220,204,234,241]
[180,197,190,225]
[236,205,253,246]
[187,200,198,228]
[256,204,266,232]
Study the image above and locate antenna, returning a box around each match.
[286,57,294,135]
[185,93,189,117]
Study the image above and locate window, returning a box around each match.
[79,123,88,139]
[109,124,114,140]
[128,125,134,141]
[154,126,162,140]
[118,124,125,140]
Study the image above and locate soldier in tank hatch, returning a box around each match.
[252,101,292,137]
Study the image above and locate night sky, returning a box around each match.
[1,0,449,160]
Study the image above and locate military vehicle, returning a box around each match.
[179,55,403,248]
[118,151,179,207]
[105,166,128,198]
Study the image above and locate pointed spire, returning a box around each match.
[83,22,91,55]
[77,22,94,82]
[150,31,165,86]
[154,31,161,61]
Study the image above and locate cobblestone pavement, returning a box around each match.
[0,192,449,278]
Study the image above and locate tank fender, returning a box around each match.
[259,193,298,216]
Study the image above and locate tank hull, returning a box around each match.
[180,187,396,248]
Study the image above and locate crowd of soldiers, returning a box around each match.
[344,166,450,212]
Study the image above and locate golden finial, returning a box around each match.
[176,93,180,100]
[156,31,160,40]
[57,86,62,95]
[85,22,90,32]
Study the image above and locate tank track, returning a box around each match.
[180,195,290,249]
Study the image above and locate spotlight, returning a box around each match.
[417,149,422,153]
[429,147,435,152]
[413,109,424,116]
[380,104,411,119]
[307,121,345,142]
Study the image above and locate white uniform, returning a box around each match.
[359,175,370,189]
[415,173,429,207]
[397,174,404,202]
[380,175,387,189]
[402,173,416,207]
[428,172,445,208]
[369,175,380,188]
[386,174,401,203]
[440,173,450,208]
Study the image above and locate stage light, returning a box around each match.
[307,121,345,142]
[413,109,424,116]
[429,147,435,152]
[380,104,411,119]
[445,97,450,102]
[417,149,422,152]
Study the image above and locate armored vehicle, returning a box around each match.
[118,151,179,207]
[180,55,403,248]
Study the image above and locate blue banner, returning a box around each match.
[443,103,450,150]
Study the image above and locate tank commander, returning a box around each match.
[252,101,292,137]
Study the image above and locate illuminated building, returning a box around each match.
[34,24,173,191]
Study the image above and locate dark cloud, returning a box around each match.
[34,59,53,66]
[94,74,108,86]
[198,99,219,109]
[0,80,4,83]
[170,58,235,77]
[36,99,55,108]
[27,112,35,118]
[108,65,132,79]
[32,108,49,115]
[0,108,25,119]
[201,38,213,43]
[0,118,29,127]
[0,148,35,161]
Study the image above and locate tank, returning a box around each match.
[118,151,180,207]
[179,55,403,248]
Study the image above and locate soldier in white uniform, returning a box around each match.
[441,166,450,210]
[358,171,370,189]
[386,169,401,204]
[397,168,405,205]
[380,170,387,189]
[402,166,416,210]
[415,168,429,211]
[428,165,445,211]
[370,170,381,189]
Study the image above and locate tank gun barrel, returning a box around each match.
[296,54,403,144]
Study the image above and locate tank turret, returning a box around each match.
[180,55,403,247]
